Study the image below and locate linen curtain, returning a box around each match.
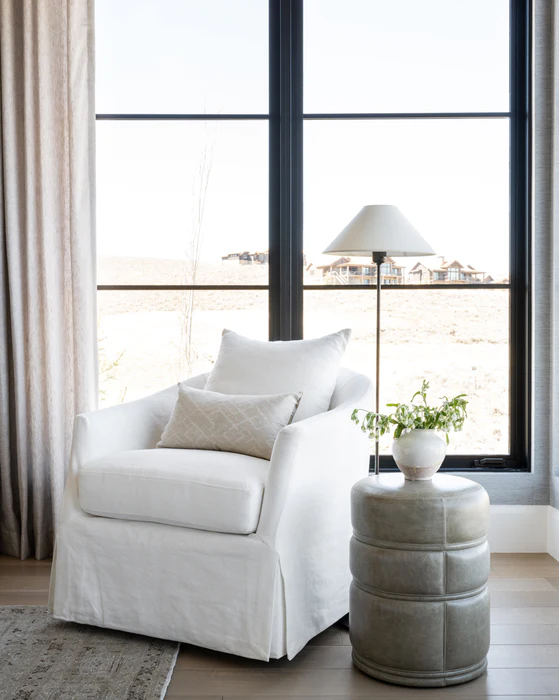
[535,0,559,508]
[0,0,97,559]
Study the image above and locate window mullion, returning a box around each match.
[508,0,531,470]
[269,0,304,341]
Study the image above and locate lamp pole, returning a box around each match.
[372,251,386,475]
[322,206,435,475]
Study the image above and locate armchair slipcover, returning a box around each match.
[49,368,373,660]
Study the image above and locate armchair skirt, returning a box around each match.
[49,369,374,660]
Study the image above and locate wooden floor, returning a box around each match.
[2,554,559,698]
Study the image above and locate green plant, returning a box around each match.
[351,380,468,444]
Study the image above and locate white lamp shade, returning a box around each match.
[323,205,435,257]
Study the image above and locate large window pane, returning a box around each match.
[304,119,509,284]
[96,0,268,114]
[304,0,509,113]
[98,291,268,406]
[96,121,268,285]
[304,289,509,455]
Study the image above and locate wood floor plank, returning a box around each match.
[166,668,559,697]
[491,624,559,644]
[165,696,222,700]
[177,646,353,671]
[306,627,343,646]
[488,644,559,667]
[176,647,262,671]
[6,553,559,697]
[490,590,559,607]
[491,566,559,578]
[216,697,559,700]
[0,564,53,578]
[0,576,51,592]
[0,569,52,580]
[166,669,400,697]
[488,577,557,591]
[0,591,49,605]
[218,697,559,700]
[491,607,559,624]
[0,555,52,567]
[491,554,559,566]
[458,670,559,696]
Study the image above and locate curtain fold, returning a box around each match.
[0,0,97,559]
[535,0,559,508]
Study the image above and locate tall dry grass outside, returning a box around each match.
[98,257,509,456]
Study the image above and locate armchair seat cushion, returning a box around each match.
[78,448,269,534]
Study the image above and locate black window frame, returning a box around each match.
[96,0,531,473]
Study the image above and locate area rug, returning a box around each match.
[0,606,179,699]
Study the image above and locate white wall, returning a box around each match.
[489,505,559,559]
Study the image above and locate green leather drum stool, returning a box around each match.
[350,473,490,687]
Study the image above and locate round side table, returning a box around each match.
[350,473,490,687]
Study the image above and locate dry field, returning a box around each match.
[98,257,509,456]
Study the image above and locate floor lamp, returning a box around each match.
[323,205,435,474]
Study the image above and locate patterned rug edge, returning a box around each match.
[160,642,180,699]
[0,605,181,700]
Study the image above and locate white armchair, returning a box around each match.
[49,368,373,661]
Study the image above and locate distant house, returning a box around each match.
[304,261,316,277]
[408,258,486,284]
[317,256,405,285]
[221,251,269,265]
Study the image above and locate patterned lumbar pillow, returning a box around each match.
[205,328,351,422]
[158,384,301,460]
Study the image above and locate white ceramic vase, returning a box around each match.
[391,429,447,481]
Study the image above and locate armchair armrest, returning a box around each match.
[70,387,175,470]
[255,371,373,657]
[69,372,209,471]
[257,372,374,547]
[59,374,208,516]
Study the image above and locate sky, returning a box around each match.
[95,0,510,279]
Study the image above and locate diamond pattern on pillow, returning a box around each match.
[158,384,301,460]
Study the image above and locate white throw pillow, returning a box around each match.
[158,384,301,460]
[205,328,351,422]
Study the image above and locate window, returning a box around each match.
[96,0,269,406]
[301,0,530,471]
[448,268,460,282]
[96,0,531,471]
